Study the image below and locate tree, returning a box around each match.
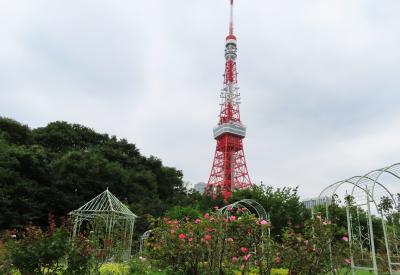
[0,118,186,231]
[230,185,308,238]
[0,117,32,145]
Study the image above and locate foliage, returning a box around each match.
[0,117,185,232]
[145,209,271,275]
[7,225,69,275]
[229,185,308,238]
[128,257,171,275]
[64,233,102,275]
[278,215,349,274]
[165,206,202,220]
[0,118,32,145]
[270,269,289,275]
[2,217,102,275]
[99,262,129,274]
[0,239,12,275]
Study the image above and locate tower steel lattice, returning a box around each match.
[206,0,252,200]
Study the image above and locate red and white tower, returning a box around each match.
[206,0,252,200]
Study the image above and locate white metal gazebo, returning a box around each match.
[69,188,137,261]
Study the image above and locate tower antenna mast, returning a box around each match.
[229,0,234,35]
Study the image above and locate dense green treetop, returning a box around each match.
[0,117,185,229]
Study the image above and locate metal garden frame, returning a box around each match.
[219,199,270,258]
[219,199,270,236]
[139,229,152,254]
[69,188,137,261]
[219,199,268,219]
[317,163,400,274]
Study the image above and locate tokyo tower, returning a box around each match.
[206,0,252,200]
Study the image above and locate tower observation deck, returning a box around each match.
[206,0,252,200]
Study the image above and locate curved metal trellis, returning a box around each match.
[139,229,152,254]
[218,199,268,220]
[317,163,400,275]
[219,199,270,237]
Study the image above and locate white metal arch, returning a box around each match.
[317,163,400,275]
[218,199,268,221]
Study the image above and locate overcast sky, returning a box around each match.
[1,0,400,199]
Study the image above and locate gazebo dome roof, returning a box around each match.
[69,188,137,219]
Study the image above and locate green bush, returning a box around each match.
[0,241,12,275]
[64,234,101,275]
[99,262,129,274]
[7,225,69,275]
[145,209,272,274]
[129,257,171,275]
[165,206,202,220]
[4,223,104,275]
[271,268,289,275]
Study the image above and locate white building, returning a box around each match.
[194,182,206,193]
[302,196,331,209]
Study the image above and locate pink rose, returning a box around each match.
[229,215,236,222]
[226,237,234,242]
[188,237,193,242]
[342,236,349,242]
[194,218,201,224]
[204,213,210,219]
[178,233,186,240]
[344,258,351,265]
[260,220,269,225]
[213,206,219,210]
[240,247,248,254]
[243,254,251,261]
[231,256,238,263]
[204,234,212,241]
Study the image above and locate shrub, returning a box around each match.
[128,257,171,275]
[278,215,349,274]
[99,262,129,274]
[271,268,289,275]
[4,221,103,275]
[7,225,69,275]
[64,233,102,275]
[145,208,272,274]
[0,239,12,275]
[165,206,202,220]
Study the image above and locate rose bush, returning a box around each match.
[145,208,272,274]
[278,215,349,274]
